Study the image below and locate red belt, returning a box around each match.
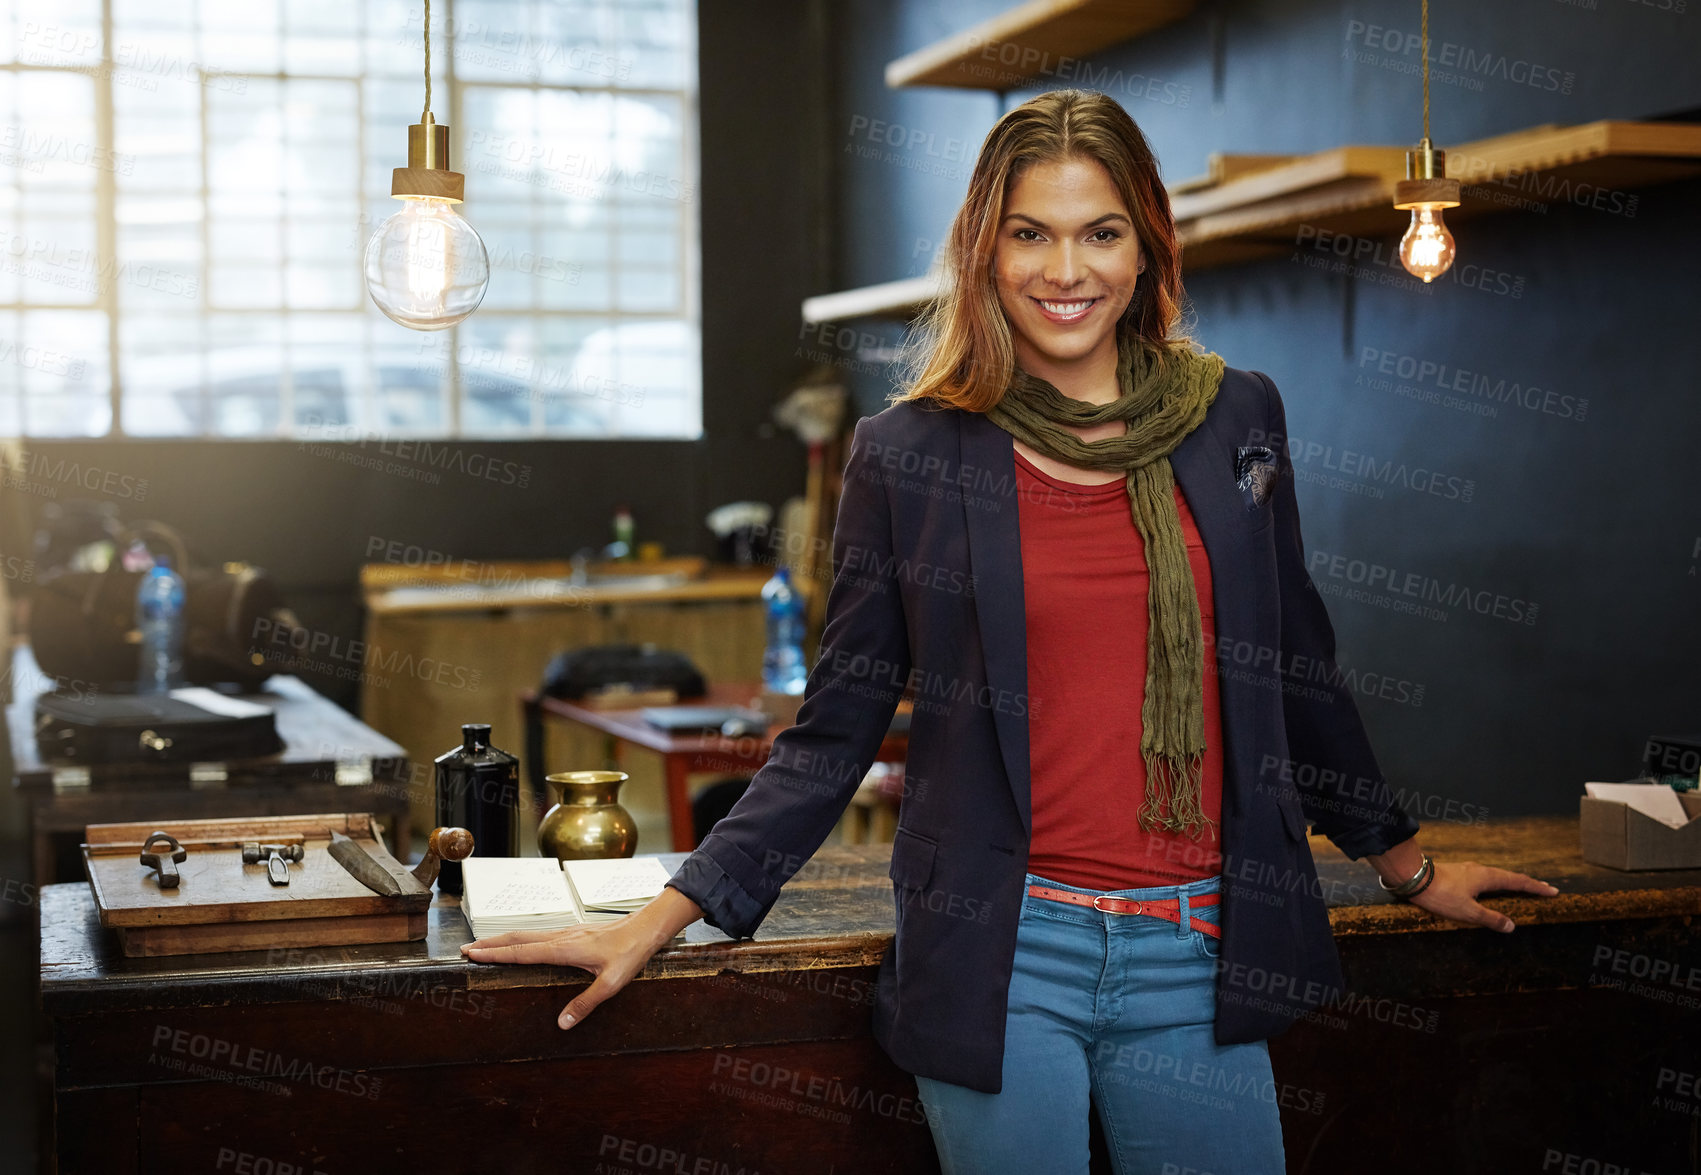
[1026,884,1222,939]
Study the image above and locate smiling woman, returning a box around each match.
[460,88,1560,1175]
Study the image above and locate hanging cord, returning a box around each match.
[1415,0,1428,141]
[422,0,432,121]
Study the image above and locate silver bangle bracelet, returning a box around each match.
[1378,853,1433,897]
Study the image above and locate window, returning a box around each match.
[0,0,701,439]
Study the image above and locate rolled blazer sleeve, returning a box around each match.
[1255,370,1421,861]
[665,415,913,938]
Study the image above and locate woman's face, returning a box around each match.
[992,154,1143,383]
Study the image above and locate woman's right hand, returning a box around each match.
[460,886,704,1029]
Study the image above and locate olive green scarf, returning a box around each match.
[987,334,1227,839]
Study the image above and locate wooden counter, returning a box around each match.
[38,818,1701,1174]
[41,844,929,1175]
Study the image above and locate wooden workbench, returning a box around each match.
[9,646,413,885]
[38,818,1701,1174]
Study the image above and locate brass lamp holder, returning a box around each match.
[390,111,464,203]
[1392,138,1459,211]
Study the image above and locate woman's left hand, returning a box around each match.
[1404,860,1559,932]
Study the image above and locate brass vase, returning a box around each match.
[538,770,638,860]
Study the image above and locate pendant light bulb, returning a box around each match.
[1392,4,1461,286]
[365,195,489,330]
[364,0,487,331]
[1398,206,1456,283]
[1392,139,1461,285]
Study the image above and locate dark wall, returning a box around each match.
[6,0,834,712]
[823,0,1701,820]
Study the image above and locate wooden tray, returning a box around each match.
[82,812,429,957]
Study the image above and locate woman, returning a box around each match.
[465,90,1559,1172]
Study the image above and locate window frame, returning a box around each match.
[0,0,703,441]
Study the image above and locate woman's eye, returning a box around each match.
[1089,229,1120,242]
[1014,228,1041,242]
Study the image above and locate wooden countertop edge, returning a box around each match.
[1327,886,1701,935]
[364,572,776,615]
[37,931,898,1015]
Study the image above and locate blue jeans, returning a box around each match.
[913,872,1286,1174]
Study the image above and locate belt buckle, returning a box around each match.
[1093,894,1141,915]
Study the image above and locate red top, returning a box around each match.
[1014,447,1224,891]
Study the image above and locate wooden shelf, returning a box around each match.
[1169,153,1300,195]
[1174,119,1701,270]
[800,271,943,324]
[801,120,1701,321]
[885,0,1196,90]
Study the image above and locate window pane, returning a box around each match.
[2,72,101,306]
[204,313,282,436]
[121,312,203,436]
[201,0,282,73]
[619,0,691,90]
[17,309,109,436]
[363,0,421,78]
[457,315,536,435]
[535,315,613,434]
[8,0,103,68]
[0,312,17,435]
[375,331,448,431]
[287,312,362,428]
[285,0,360,74]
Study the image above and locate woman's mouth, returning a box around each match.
[1030,296,1099,324]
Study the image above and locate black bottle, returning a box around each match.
[433,722,520,895]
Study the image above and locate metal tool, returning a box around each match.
[139,831,186,889]
[327,831,405,897]
[241,841,304,886]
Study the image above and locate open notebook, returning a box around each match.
[461,856,682,941]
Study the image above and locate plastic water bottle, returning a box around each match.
[136,556,186,694]
[761,566,808,695]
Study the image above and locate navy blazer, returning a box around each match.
[666,365,1422,1094]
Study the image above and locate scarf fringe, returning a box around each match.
[1138,747,1217,840]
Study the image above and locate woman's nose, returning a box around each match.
[1043,241,1083,288]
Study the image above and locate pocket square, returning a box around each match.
[1235,445,1278,507]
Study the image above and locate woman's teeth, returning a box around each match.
[1037,298,1095,321]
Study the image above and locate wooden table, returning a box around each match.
[9,646,413,886]
[524,681,912,851]
[38,818,1701,1173]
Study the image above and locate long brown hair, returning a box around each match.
[893,89,1194,413]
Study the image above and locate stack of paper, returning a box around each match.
[460,857,585,939]
[562,857,677,926]
[1584,781,1695,828]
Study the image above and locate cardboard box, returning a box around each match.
[1580,788,1701,871]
